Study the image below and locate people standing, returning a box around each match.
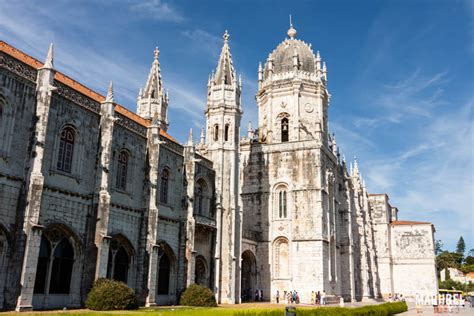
[311,291,315,304]
[276,290,280,304]
[321,290,326,305]
[317,291,321,305]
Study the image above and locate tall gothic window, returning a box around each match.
[157,252,171,294]
[160,169,169,203]
[57,127,75,173]
[34,227,74,294]
[116,150,129,190]
[281,118,289,142]
[195,185,203,215]
[213,124,219,141]
[107,237,131,284]
[279,190,287,218]
[224,124,230,142]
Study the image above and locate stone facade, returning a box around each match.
[0,24,437,311]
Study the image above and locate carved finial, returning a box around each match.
[223,30,230,43]
[186,128,193,146]
[287,15,297,39]
[154,47,160,61]
[43,43,54,69]
[105,81,113,102]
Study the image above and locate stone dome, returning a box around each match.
[264,38,316,79]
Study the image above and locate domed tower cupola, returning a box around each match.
[256,21,330,145]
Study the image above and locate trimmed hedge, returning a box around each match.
[179,284,218,307]
[85,278,139,311]
[295,302,408,316]
[231,302,407,316]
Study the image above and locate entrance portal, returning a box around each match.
[241,250,257,302]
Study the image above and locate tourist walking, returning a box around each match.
[321,290,326,305]
[275,290,280,304]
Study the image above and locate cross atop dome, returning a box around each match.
[288,14,297,39]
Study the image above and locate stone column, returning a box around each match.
[16,225,43,311]
[183,130,196,287]
[94,83,116,279]
[16,45,55,312]
[144,116,162,306]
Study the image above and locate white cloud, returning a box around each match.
[128,0,184,22]
[182,29,222,60]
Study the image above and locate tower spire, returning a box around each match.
[137,46,169,130]
[214,30,236,85]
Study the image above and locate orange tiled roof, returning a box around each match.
[391,220,432,226]
[0,40,177,143]
[466,272,474,278]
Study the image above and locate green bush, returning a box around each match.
[179,283,217,307]
[85,278,139,310]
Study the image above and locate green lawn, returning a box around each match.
[0,302,408,316]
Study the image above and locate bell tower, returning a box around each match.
[204,30,242,304]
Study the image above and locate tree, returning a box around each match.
[436,251,460,272]
[435,239,444,255]
[456,236,465,256]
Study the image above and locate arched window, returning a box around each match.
[57,127,75,173]
[224,124,230,142]
[116,150,129,190]
[49,238,74,294]
[281,117,289,142]
[279,190,287,218]
[194,179,207,216]
[213,124,219,141]
[34,227,75,294]
[157,252,171,294]
[160,169,169,203]
[195,256,208,287]
[34,236,50,294]
[107,237,131,284]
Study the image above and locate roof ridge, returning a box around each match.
[0,40,179,144]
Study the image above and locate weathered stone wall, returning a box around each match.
[390,224,438,297]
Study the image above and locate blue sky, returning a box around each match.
[1,0,472,252]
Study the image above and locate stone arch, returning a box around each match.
[107,234,135,284]
[241,250,257,302]
[32,223,82,308]
[273,237,290,279]
[194,255,209,287]
[156,241,177,299]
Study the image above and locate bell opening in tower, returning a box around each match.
[281,118,289,142]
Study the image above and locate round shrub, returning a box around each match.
[86,278,139,310]
[179,284,217,307]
